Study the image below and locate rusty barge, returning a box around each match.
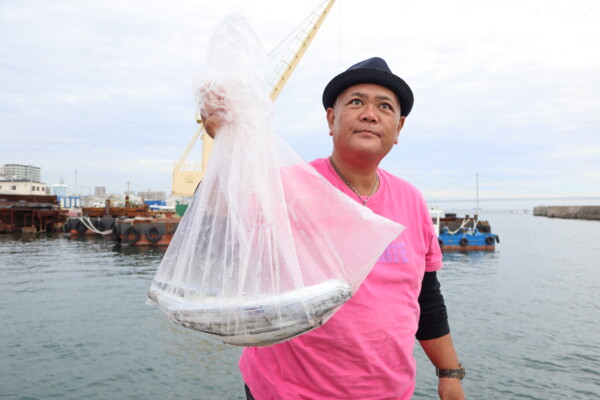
[64,199,181,246]
[0,194,68,233]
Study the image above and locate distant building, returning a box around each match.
[95,186,106,197]
[57,196,81,208]
[0,179,49,195]
[138,190,167,201]
[78,196,110,208]
[52,184,69,197]
[1,164,41,182]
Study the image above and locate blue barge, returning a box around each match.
[431,209,499,251]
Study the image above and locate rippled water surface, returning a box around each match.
[1,212,599,399]
[414,213,600,399]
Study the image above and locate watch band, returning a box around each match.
[436,363,465,380]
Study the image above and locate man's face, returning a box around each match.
[326,83,405,162]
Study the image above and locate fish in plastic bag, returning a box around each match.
[147,14,404,347]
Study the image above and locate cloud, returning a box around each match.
[1,0,599,204]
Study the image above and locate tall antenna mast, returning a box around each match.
[476,172,479,216]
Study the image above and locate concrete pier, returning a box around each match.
[533,206,600,221]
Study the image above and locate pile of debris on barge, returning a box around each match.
[0,194,68,233]
[431,209,499,251]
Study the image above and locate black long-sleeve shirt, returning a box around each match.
[416,271,450,340]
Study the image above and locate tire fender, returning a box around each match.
[146,226,162,243]
[124,226,140,244]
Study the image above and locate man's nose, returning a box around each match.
[360,105,378,122]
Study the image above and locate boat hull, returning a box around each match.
[113,217,179,246]
[432,211,500,252]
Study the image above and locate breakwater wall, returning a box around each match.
[533,206,600,221]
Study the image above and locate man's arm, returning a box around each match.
[417,272,465,400]
[419,333,465,400]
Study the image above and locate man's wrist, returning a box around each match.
[435,362,465,380]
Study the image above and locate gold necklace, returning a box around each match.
[329,156,379,206]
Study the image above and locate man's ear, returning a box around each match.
[394,116,406,144]
[326,107,335,133]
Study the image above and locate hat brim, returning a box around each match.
[322,68,414,117]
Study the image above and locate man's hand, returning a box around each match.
[201,112,224,139]
[199,84,227,139]
[438,377,465,400]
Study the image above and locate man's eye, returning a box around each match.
[380,103,392,110]
[351,99,362,105]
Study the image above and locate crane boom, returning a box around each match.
[172,0,336,197]
[268,0,336,102]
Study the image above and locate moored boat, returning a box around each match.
[112,216,179,246]
[0,194,67,233]
[431,209,499,251]
[64,199,166,236]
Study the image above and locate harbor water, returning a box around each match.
[1,212,599,399]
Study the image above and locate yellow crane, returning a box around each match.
[172,0,337,196]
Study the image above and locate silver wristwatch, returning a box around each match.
[435,363,465,380]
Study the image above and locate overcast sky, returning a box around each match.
[1,0,598,209]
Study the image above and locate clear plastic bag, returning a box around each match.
[148,14,404,346]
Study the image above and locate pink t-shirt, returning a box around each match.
[239,158,443,400]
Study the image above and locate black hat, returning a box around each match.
[322,57,414,117]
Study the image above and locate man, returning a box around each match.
[203,57,465,400]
